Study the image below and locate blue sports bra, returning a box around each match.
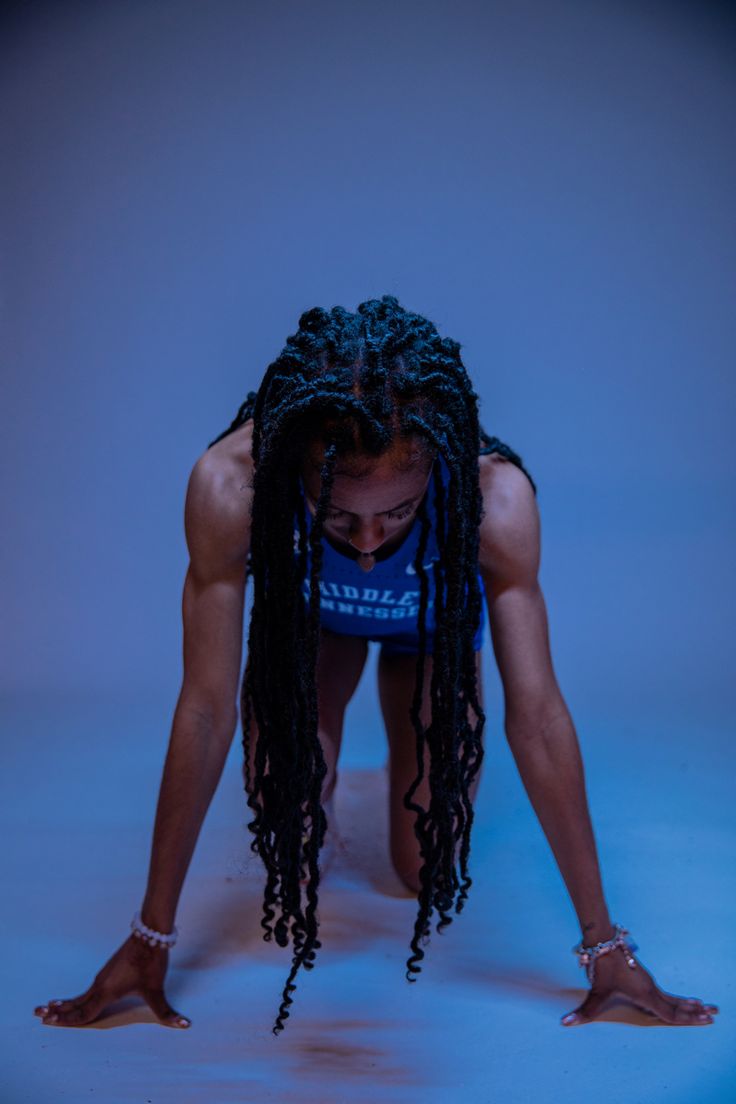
[294,453,486,647]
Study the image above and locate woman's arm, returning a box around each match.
[477,456,717,1026]
[478,456,613,944]
[35,451,251,1029]
[141,450,251,930]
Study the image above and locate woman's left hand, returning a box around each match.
[561,945,719,1027]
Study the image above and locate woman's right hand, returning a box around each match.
[33,933,191,1029]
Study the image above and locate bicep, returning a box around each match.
[180,560,247,725]
[178,452,251,725]
[479,458,565,736]
[483,575,564,736]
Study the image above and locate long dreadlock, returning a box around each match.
[207,295,536,1034]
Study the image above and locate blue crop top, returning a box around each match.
[294,453,486,654]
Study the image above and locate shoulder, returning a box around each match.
[185,419,254,578]
[477,452,540,587]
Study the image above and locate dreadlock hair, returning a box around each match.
[207,294,537,1035]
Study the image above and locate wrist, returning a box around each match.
[140,902,176,935]
[579,919,616,946]
[572,922,638,986]
[131,908,178,948]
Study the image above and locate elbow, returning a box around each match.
[176,696,239,745]
[503,695,570,746]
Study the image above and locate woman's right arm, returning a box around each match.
[34,449,252,1029]
[140,450,251,931]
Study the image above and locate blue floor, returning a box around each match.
[4,652,734,1103]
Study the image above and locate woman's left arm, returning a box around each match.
[478,457,718,1027]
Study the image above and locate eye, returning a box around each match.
[320,503,416,522]
[386,504,415,520]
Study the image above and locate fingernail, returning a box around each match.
[698,1013,713,1023]
[561,1013,577,1025]
[177,1017,190,1027]
[48,1014,58,1023]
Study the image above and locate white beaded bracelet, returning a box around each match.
[131,910,178,949]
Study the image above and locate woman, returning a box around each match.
[34,295,717,1034]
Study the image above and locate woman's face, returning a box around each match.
[300,438,434,557]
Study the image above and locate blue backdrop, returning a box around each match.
[3,0,733,718]
[3,3,735,1102]
[3,0,734,718]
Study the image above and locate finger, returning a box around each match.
[140,988,191,1029]
[35,987,95,1016]
[35,993,90,1017]
[561,989,610,1025]
[41,993,108,1027]
[679,997,719,1015]
[646,992,714,1026]
[676,1000,714,1025]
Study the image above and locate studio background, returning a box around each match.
[2,2,734,1103]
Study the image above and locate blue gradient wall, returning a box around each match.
[2,0,734,719]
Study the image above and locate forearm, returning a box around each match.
[506,703,614,944]
[141,696,237,932]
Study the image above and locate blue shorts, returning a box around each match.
[326,619,486,658]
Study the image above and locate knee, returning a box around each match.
[395,867,422,895]
[390,831,466,896]
[390,839,423,895]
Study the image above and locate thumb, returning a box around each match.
[561,989,609,1026]
[140,987,191,1029]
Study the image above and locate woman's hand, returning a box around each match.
[33,934,190,1029]
[561,945,719,1027]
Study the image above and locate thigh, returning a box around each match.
[378,647,484,893]
[241,626,369,798]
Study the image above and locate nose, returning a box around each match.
[348,517,385,553]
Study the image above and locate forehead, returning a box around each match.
[300,440,434,511]
[303,434,432,476]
